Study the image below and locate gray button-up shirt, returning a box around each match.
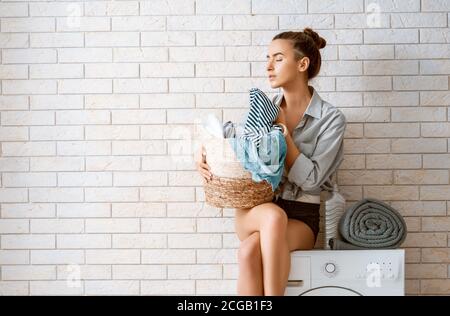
[272,86,347,202]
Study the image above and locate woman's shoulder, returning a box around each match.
[321,98,347,126]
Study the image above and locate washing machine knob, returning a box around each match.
[325,263,336,273]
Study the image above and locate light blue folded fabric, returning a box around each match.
[228,129,286,191]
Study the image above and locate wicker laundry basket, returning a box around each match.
[200,127,276,209]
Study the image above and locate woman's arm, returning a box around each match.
[274,109,301,171]
[287,112,346,192]
[284,133,300,172]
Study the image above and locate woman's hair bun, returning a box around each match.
[303,28,326,49]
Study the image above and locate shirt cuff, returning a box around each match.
[287,153,315,188]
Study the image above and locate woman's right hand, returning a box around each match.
[196,145,212,183]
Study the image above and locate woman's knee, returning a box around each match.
[238,232,261,264]
[260,204,288,232]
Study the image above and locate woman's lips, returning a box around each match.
[268,75,276,81]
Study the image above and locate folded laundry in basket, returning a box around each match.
[227,88,287,191]
[329,198,407,250]
[223,120,239,138]
[202,113,224,139]
[228,129,286,191]
[203,116,243,139]
[200,88,287,192]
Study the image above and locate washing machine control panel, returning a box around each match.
[315,251,403,281]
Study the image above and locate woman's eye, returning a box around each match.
[276,59,282,62]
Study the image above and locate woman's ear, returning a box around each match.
[297,56,310,73]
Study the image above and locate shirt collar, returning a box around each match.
[275,86,322,120]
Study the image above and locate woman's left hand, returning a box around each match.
[275,108,289,136]
[275,108,287,126]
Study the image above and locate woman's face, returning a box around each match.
[266,39,300,89]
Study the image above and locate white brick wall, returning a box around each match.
[0,0,449,296]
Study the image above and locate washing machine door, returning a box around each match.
[300,286,362,296]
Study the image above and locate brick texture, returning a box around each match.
[0,0,449,296]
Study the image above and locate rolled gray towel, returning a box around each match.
[330,198,407,250]
[329,238,368,250]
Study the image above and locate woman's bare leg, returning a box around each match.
[258,208,290,295]
[236,231,263,295]
[235,204,289,295]
[235,204,316,296]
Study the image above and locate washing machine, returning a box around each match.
[285,249,405,296]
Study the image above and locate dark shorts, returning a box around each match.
[272,196,320,243]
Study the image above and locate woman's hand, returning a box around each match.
[275,108,287,126]
[275,108,289,136]
[196,145,212,184]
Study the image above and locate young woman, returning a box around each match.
[196,28,346,296]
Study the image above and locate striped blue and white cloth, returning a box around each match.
[227,88,287,192]
[242,88,284,147]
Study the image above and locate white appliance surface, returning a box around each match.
[285,249,405,296]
